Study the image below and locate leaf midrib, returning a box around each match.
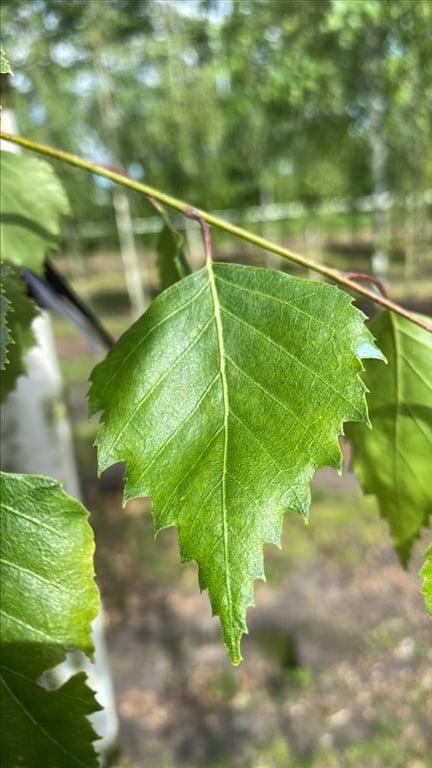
[207,261,233,642]
[0,674,91,768]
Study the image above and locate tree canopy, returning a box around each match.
[2,0,431,226]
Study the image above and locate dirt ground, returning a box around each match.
[80,461,431,768]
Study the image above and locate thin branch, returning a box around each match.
[1,132,431,334]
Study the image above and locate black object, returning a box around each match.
[22,260,115,352]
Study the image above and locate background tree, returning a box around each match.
[3,0,431,217]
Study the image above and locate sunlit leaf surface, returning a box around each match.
[0,151,69,274]
[0,473,101,767]
[89,263,381,662]
[0,262,37,401]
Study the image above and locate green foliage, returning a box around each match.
[346,312,432,564]
[420,545,432,614]
[0,48,12,75]
[0,149,70,400]
[0,472,101,767]
[0,151,69,274]
[0,262,38,402]
[0,263,12,369]
[3,0,431,220]
[157,216,190,289]
[89,262,382,662]
[0,50,13,75]
[1,14,431,762]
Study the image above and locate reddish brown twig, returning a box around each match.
[184,207,213,263]
[345,272,389,299]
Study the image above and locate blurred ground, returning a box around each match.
[82,465,431,768]
[54,241,432,768]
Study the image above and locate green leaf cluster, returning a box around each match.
[3,0,430,216]
[0,149,69,399]
[1,58,431,768]
[0,262,37,402]
[1,149,102,764]
[0,473,101,767]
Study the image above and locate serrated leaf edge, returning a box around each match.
[89,265,382,663]
[420,544,432,615]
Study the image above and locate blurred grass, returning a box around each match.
[264,489,385,584]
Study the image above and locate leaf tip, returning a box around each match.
[228,644,243,666]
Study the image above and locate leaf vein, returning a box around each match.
[0,609,58,642]
[111,315,214,453]
[227,358,331,464]
[207,261,233,643]
[157,425,224,521]
[221,306,364,419]
[137,374,220,484]
[229,409,304,510]
[94,278,209,402]
[0,674,91,767]
[0,557,69,594]
[400,353,432,389]
[0,505,63,537]
[183,477,223,542]
[215,271,334,330]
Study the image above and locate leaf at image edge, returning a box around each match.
[0,151,69,274]
[420,545,432,615]
[345,311,432,564]
[0,472,101,767]
[0,262,38,401]
[0,49,13,75]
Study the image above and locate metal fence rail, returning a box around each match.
[79,189,432,239]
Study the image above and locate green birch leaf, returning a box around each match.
[0,263,12,370]
[420,545,432,615]
[0,472,101,768]
[0,49,13,75]
[89,263,382,663]
[0,151,69,274]
[346,311,432,565]
[151,199,191,290]
[0,262,38,402]
[158,221,191,289]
